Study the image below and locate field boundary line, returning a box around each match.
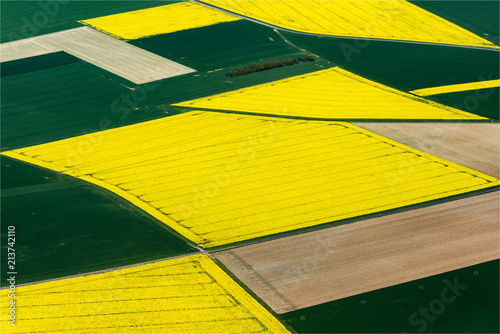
[192,0,500,52]
[168,105,496,123]
[411,79,500,96]
[217,251,297,312]
[0,251,203,290]
[2,187,497,289]
[0,27,196,84]
[208,186,499,252]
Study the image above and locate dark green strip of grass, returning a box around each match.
[282,31,499,92]
[0,156,196,286]
[1,51,81,77]
[281,260,499,333]
[424,87,499,120]
[0,0,176,43]
[410,0,499,46]
[129,20,310,73]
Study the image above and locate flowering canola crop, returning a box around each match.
[176,67,484,120]
[410,79,500,96]
[3,111,497,248]
[80,2,240,40]
[0,255,289,333]
[201,0,496,48]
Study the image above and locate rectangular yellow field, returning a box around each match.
[3,111,498,248]
[0,254,289,333]
[80,2,240,40]
[411,79,500,96]
[176,67,484,120]
[200,0,496,48]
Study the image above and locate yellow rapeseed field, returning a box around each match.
[80,2,240,40]
[176,67,484,120]
[411,79,500,96]
[3,111,498,248]
[0,254,289,333]
[201,0,496,48]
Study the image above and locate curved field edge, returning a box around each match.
[2,112,498,249]
[0,156,196,287]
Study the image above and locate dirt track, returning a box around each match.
[215,191,499,313]
[352,123,499,178]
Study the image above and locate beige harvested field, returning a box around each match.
[0,27,195,83]
[215,191,499,313]
[352,123,500,178]
[0,39,57,62]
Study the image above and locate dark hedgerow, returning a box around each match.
[226,55,316,77]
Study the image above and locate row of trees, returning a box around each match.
[226,55,316,77]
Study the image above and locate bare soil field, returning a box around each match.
[0,27,195,84]
[215,191,499,313]
[353,123,499,178]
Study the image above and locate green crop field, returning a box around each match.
[280,32,499,94]
[0,51,80,77]
[1,1,498,333]
[2,37,330,150]
[149,56,328,105]
[0,0,173,43]
[0,156,195,286]
[281,260,499,333]
[129,20,309,72]
[410,0,500,45]
[1,52,130,150]
[425,87,500,120]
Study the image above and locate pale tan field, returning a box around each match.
[0,27,195,84]
[216,191,499,313]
